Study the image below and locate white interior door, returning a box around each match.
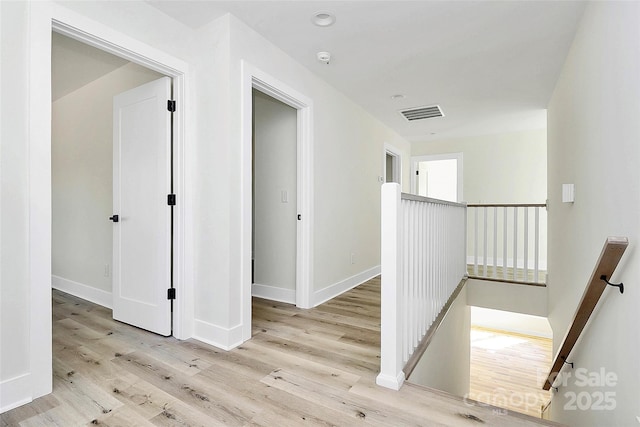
[112,76,172,336]
[412,153,463,202]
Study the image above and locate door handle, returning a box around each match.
[109,215,119,223]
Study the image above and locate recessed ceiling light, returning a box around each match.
[391,94,405,100]
[312,11,336,27]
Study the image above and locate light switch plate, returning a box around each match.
[562,184,574,203]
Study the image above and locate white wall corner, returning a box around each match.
[312,265,381,307]
[252,284,296,305]
[0,373,32,414]
[375,371,406,391]
[193,320,244,351]
[52,276,113,309]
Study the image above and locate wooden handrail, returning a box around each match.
[543,236,628,390]
[402,192,467,208]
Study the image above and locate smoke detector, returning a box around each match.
[317,51,331,65]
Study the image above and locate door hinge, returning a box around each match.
[297,214,301,220]
[167,100,176,112]
[168,194,176,206]
[416,170,419,175]
[167,288,176,300]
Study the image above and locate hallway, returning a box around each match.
[2,279,558,426]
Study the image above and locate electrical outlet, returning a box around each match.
[104,264,110,277]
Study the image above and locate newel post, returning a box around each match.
[376,183,405,390]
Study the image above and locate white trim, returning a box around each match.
[410,152,464,202]
[375,371,406,391]
[241,60,314,343]
[49,5,192,340]
[312,265,380,307]
[252,284,296,305]
[29,0,54,402]
[0,373,32,413]
[383,143,402,186]
[52,276,112,309]
[193,320,244,351]
[51,6,186,75]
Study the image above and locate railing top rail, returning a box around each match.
[467,203,547,208]
[543,236,629,391]
[401,192,467,208]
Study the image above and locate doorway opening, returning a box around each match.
[384,144,402,184]
[22,10,190,406]
[51,32,174,335]
[47,19,189,340]
[411,153,463,202]
[241,62,314,342]
[251,89,298,304]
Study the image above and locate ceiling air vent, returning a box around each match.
[399,105,444,122]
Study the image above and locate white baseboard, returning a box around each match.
[0,373,32,414]
[252,283,295,304]
[312,265,380,307]
[52,275,112,309]
[193,319,243,351]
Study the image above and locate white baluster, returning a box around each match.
[473,207,478,276]
[524,207,529,280]
[534,206,540,284]
[513,206,518,281]
[503,206,508,279]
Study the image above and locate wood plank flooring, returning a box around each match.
[469,327,552,418]
[2,277,560,426]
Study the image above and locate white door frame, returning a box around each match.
[50,13,190,339]
[240,61,314,341]
[410,152,464,202]
[27,4,192,400]
[383,143,402,185]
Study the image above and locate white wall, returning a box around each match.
[227,15,412,311]
[471,306,551,338]
[411,129,547,204]
[52,62,161,306]
[1,0,197,412]
[408,286,470,397]
[413,130,548,276]
[2,0,415,412]
[466,279,547,317]
[546,3,640,426]
[0,0,34,412]
[252,89,297,302]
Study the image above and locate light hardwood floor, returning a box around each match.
[1,277,560,426]
[469,327,552,418]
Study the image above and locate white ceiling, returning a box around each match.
[147,0,586,143]
[53,1,586,142]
